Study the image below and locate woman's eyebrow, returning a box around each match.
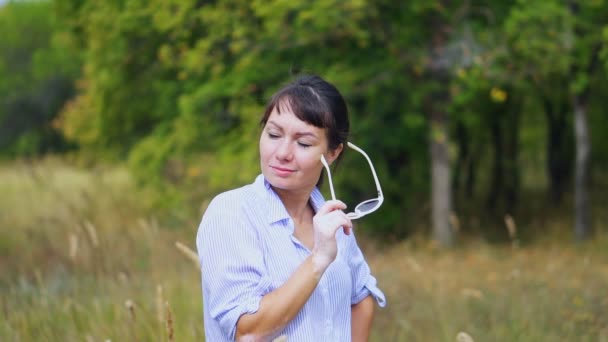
[294,132,318,139]
[266,120,283,130]
[267,120,319,138]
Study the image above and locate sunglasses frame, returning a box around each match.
[320,142,384,220]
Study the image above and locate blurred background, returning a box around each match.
[1,0,607,341]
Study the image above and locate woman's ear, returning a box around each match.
[327,143,344,165]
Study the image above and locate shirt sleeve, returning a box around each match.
[346,229,386,307]
[196,194,271,340]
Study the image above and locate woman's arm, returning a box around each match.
[351,295,375,342]
[235,200,352,341]
[235,253,326,341]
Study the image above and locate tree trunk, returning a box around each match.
[430,109,453,246]
[428,5,453,247]
[487,107,503,211]
[568,0,597,240]
[504,94,520,215]
[486,91,519,218]
[453,120,475,200]
[573,94,591,240]
[542,98,572,204]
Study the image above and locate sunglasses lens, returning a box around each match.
[356,199,380,213]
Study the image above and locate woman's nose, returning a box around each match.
[275,140,293,161]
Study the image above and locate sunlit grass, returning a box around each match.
[367,235,608,341]
[1,158,607,341]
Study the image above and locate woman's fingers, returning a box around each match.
[311,200,354,267]
[313,203,353,237]
[317,200,352,232]
[342,219,352,235]
[315,206,351,231]
[316,200,347,216]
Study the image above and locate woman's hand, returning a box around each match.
[311,200,353,271]
[234,200,352,341]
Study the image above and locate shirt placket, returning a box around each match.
[286,215,335,341]
[320,278,332,339]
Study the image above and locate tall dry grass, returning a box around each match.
[0,158,204,341]
[1,157,607,341]
[367,235,608,341]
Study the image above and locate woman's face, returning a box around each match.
[260,102,342,194]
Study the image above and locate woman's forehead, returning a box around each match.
[268,111,329,143]
[268,108,318,131]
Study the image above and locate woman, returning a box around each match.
[197,75,385,341]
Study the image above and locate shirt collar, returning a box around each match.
[253,174,326,225]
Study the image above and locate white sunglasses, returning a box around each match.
[320,142,384,220]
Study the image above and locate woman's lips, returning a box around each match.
[270,165,295,176]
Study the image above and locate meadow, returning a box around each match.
[1,158,607,341]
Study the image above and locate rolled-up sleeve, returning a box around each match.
[347,230,386,307]
[196,195,270,340]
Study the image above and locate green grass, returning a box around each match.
[1,158,607,341]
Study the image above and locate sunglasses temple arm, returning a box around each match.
[320,155,337,201]
[347,142,383,199]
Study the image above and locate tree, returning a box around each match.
[567,0,607,240]
[47,0,608,242]
[505,0,607,239]
[0,1,78,155]
[504,1,575,205]
[426,3,455,246]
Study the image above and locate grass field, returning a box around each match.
[1,158,607,341]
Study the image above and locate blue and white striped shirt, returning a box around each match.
[196,174,386,341]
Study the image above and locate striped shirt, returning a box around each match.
[196,174,386,341]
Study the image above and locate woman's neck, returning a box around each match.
[273,186,314,223]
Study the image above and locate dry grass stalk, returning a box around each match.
[125,299,136,322]
[117,271,128,284]
[175,241,200,269]
[137,218,152,234]
[138,216,159,234]
[504,214,519,248]
[156,284,166,340]
[123,300,138,342]
[406,257,423,273]
[69,233,79,260]
[166,301,174,342]
[449,212,460,233]
[460,288,484,300]
[156,285,165,326]
[456,331,475,342]
[84,220,99,248]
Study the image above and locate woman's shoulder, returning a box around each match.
[204,175,265,217]
[207,186,251,214]
[197,177,265,243]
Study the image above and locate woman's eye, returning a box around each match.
[267,132,280,139]
[297,142,312,148]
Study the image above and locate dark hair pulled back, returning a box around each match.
[260,75,350,153]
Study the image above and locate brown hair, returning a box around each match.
[260,75,350,153]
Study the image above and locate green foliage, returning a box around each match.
[504,0,573,78]
[0,1,79,156]
[3,0,605,239]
